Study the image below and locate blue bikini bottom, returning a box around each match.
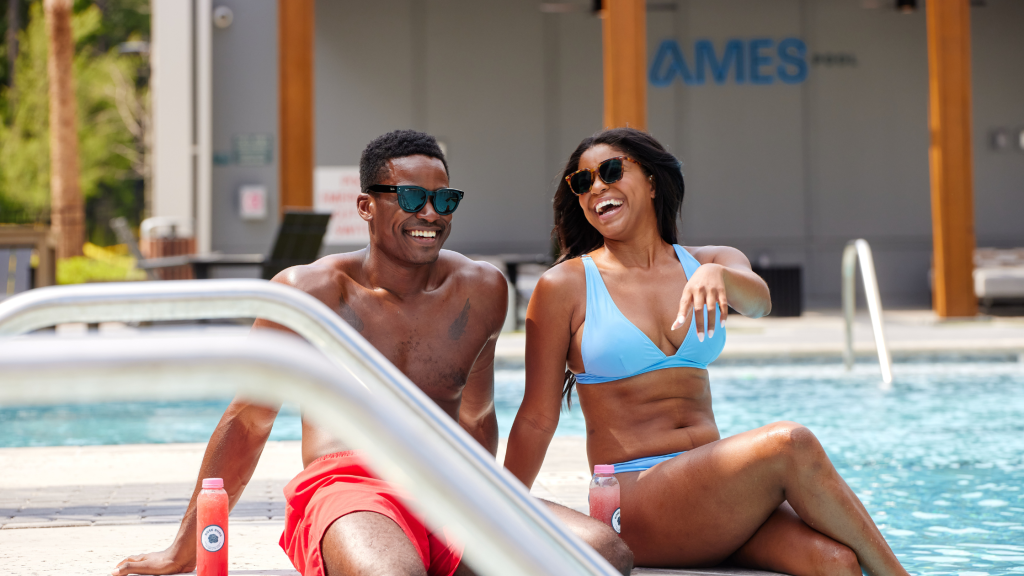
[611,451,685,473]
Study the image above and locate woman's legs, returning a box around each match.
[617,421,907,575]
[726,502,860,576]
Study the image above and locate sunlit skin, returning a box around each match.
[112,154,631,576]
[504,144,910,576]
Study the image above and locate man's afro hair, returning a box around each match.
[359,130,448,191]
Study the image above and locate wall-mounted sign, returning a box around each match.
[239,185,267,220]
[233,134,274,166]
[314,166,369,245]
[650,38,808,87]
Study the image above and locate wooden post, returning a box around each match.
[45,0,84,259]
[601,0,647,130]
[926,0,977,317]
[278,0,315,214]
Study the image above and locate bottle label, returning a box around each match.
[611,508,621,534]
[201,525,225,552]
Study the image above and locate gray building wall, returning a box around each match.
[210,0,280,275]
[315,0,551,255]
[299,0,1023,306]
[972,0,1024,252]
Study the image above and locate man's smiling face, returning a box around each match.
[359,154,453,265]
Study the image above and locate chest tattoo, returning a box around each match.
[339,300,364,332]
[448,298,471,341]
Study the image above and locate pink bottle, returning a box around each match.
[197,478,229,576]
[589,464,621,534]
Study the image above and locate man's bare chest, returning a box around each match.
[338,294,483,401]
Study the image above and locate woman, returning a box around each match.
[504,128,908,576]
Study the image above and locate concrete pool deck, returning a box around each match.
[0,439,781,576]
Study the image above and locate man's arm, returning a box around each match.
[113,267,330,575]
[457,261,508,456]
[456,259,507,453]
[459,334,500,456]
[112,399,279,575]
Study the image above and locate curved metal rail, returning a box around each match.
[842,239,894,388]
[0,280,385,391]
[0,333,616,576]
[0,281,618,576]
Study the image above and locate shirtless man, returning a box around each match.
[112,130,632,576]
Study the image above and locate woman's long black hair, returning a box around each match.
[552,128,686,408]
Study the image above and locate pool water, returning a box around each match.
[4,360,1024,575]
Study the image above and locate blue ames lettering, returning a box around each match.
[695,39,744,84]
[749,38,774,84]
[649,38,809,87]
[649,40,693,87]
[776,38,808,84]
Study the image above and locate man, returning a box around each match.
[113,130,632,576]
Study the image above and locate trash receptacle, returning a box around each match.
[751,265,802,317]
[140,217,196,280]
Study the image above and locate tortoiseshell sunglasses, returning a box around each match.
[565,156,642,195]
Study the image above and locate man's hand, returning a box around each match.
[110,398,277,576]
[111,547,195,575]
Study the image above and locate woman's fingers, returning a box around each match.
[706,292,719,339]
[673,293,692,330]
[676,282,729,338]
[694,292,706,341]
[718,292,729,328]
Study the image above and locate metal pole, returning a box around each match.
[842,243,857,371]
[841,240,894,388]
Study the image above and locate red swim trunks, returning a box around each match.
[279,451,463,576]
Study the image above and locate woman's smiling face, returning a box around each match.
[576,144,656,240]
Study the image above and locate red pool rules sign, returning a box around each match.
[314,167,370,245]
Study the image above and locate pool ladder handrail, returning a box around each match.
[0,280,620,576]
[842,239,894,388]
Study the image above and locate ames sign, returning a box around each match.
[650,38,808,87]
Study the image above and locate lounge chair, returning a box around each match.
[974,248,1024,312]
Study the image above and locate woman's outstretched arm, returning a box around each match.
[672,246,772,337]
[504,264,580,489]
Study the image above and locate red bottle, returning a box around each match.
[197,477,229,576]
[589,465,621,534]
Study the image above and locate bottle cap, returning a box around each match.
[202,478,224,489]
[594,464,615,475]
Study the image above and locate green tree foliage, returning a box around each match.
[0,0,149,243]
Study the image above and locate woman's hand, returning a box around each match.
[671,263,729,341]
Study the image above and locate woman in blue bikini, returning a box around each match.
[504,128,908,576]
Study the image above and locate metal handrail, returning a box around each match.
[0,280,384,391]
[0,281,618,576]
[0,333,615,576]
[842,239,894,388]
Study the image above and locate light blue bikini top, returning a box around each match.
[575,244,726,385]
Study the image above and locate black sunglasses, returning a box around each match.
[367,185,465,215]
[565,156,643,196]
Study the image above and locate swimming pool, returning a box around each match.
[3,360,1023,575]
